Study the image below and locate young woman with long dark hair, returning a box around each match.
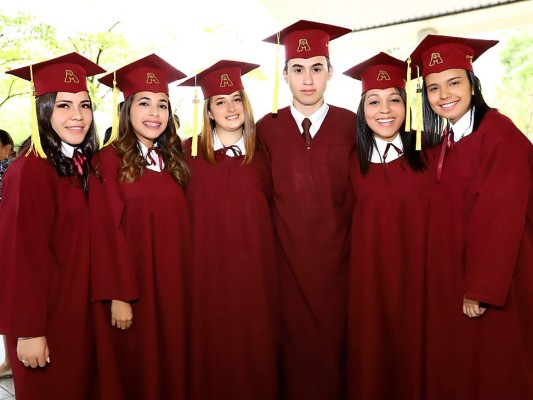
[411,34,533,399]
[343,52,430,400]
[0,52,105,400]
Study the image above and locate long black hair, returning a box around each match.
[18,92,99,192]
[422,70,492,146]
[356,87,427,175]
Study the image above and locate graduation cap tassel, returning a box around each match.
[271,32,280,115]
[27,65,47,158]
[415,66,422,151]
[191,77,199,158]
[405,57,412,132]
[105,71,120,146]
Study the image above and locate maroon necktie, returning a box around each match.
[72,151,87,176]
[147,146,163,169]
[383,143,403,163]
[437,127,454,183]
[214,145,243,161]
[301,118,312,149]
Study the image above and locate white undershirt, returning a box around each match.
[449,107,475,143]
[370,134,404,164]
[61,142,76,158]
[290,102,329,138]
[138,141,164,172]
[213,131,246,156]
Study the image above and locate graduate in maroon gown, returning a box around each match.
[91,54,190,400]
[342,53,429,400]
[178,60,280,400]
[257,20,356,400]
[410,34,533,399]
[0,53,105,400]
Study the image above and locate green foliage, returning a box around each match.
[498,29,533,138]
[0,12,139,144]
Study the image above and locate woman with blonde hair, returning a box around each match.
[179,60,280,400]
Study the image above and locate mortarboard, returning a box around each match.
[343,52,408,93]
[409,34,499,77]
[178,60,259,157]
[99,54,187,145]
[262,20,352,114]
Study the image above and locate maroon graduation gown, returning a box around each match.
[256,105,356,400]
[348,154,429,400]
[425,110,533,399]
[0,153,96,400]
[184,143,279,400]
[89,146,189,400]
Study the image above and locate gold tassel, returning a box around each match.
[26,65,47,158]
[271,32,280,115]
[405,57,412,132]
[104,71,120,146]
[415,66,422,151]
[191,77,199,157]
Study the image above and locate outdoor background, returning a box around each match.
[1,0,532,147]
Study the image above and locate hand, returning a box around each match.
[111,300,133,330]
[463,298,486,318]
[17,336,50,368]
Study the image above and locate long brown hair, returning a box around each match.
[113,93,190,184]
[200,89,256,165]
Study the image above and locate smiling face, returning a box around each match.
[129,91,169,148]
[50,91,92,146]
[284,55,332,116]
[425,68,472,124]
[208,90,245,135]
[363,87,405,142]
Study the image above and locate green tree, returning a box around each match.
[0,12,142,144]
[498,29,533,139]
[0,13,60,108]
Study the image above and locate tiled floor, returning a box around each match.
[0,343,15,399]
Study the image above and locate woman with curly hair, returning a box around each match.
[0,53,104,400]
[90,54,190,400]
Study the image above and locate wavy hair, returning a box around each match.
[356,87,427,175]
[113,93,190,184]
[200,89,256,165]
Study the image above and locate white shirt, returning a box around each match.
[371,134,404,164]
[138,141,165,172]
[213,131,246,156]
[61,142,76,158]
[290,101,329,138]
[449,107,475,143]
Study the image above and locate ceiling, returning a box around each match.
[259,0,529,32]
[258,0,533,54]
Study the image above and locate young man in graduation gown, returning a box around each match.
[256,20,356,400]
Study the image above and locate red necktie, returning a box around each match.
[214,145,243,161]
[147,146,162,169]
[72,151,87,176]
[383,143,403,163]
[302,118,312,149]
[437,127,454,183]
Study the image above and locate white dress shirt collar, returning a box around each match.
[290,101,329,138]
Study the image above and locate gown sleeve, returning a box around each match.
[464,117,532,307]
[0,161,55,337]
[89,151,139,303]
